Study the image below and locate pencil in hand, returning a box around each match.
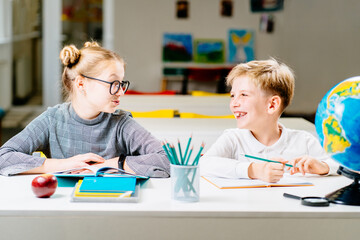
[241,153,293,167]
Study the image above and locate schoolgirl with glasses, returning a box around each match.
[0,42,170,177]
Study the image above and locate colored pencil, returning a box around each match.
[192,142,205,166]
[241,154,293,167]
[177,139,184,164]
[184,146,193,165]
[183,135,192,163]
[162,142,175,165]
[163,136,203,166]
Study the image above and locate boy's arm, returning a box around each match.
[200,131,253,179]
[288,156,329,175]
[288,132,339,175]
[306,133,338,175]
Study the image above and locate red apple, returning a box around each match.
[31,174,58,198]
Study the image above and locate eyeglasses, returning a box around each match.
[81,74,130,95]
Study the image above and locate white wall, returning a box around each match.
[113,0,360,114]
[0,44,12,110]
[0,0,12,110]
[42,0,62,107]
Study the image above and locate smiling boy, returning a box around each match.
[200,58,338,183]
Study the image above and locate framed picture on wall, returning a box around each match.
[250,0,284,12]
[176,0,189,19]
[194,39,225,63]
[228,29,255,63]
[162,33,193,62]
[221,0,233,17]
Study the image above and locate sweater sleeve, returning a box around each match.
[0,112,49,176]
[118,116,170,178]
[200,130,250,179]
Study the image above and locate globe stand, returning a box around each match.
[326,166,360,206]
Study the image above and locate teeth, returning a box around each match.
[234,112,246,117]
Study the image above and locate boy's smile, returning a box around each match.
[233,111,247,119]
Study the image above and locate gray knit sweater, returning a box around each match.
[0,103,170,177]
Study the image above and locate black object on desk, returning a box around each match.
[325,166,360,206]
[283,193,330,207]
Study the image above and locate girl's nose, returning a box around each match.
[116,88,125,96]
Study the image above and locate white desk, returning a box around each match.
[0,175,359,240]
[136,117,316,152]
[119,95,233,116]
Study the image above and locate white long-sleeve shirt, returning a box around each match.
[200,124,339,179]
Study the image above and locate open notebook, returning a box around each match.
[202,175,313,189]
[53,166,148,187]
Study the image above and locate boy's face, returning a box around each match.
[230,76,274,130]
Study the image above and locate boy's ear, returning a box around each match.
[267,95,282,114]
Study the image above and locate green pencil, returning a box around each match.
[162,142,175,165]
[183,135,192,163]
[166,142,178,165]
[184,146,193,165]
[242,154,293,167]
[192,142,205,166]
[177,139,184,164]
[170,144,180,165]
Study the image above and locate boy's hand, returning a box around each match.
[248,160,286,183]
[288,156,329,175]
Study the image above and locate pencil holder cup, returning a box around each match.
[171,164,199,202]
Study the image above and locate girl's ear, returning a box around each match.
[74,75,86,92]
[267,95,282,114]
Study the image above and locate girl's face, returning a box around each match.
[82,61,125,115]
[230,76,272,131]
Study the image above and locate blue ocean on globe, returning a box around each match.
[315,76,360,171]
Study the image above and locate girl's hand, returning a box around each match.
[91,157,136,174]
[23,153,105,174]
[62,153,105,173]
[288,156,329,175]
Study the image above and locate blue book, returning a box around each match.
[79,176,137,193]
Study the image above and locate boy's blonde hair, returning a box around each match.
[59,41,125,101]
[226,58,295,112]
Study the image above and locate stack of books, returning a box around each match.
[71,176,140,203]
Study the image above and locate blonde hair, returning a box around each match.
[226,58,295,111]
[59,41,125,100]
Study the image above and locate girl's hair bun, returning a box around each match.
[60,45,81,67]
[84,41,100,48]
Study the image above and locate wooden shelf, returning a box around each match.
[0,31,40,45]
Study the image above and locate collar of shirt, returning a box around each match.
[243,123,289,155]
[68,103,106,126]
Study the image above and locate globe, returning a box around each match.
[315,76,360,205]
[315,76,360,171]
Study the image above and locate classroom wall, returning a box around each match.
[113,0,360,114]
[0,43,12,110]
